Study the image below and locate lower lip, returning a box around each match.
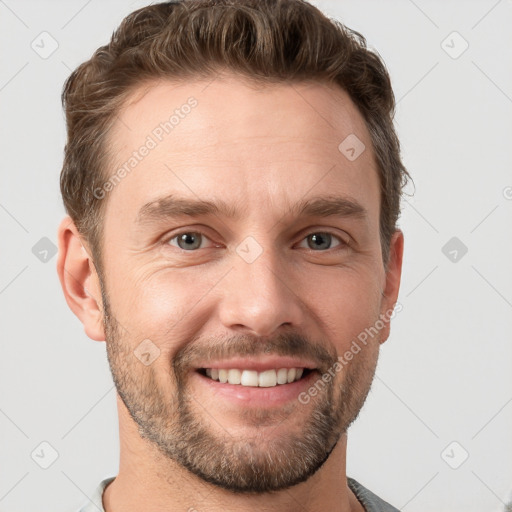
[190,370,318,408]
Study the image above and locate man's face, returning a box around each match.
[96,75,399,493]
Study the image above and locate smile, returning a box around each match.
[198,367,311,387]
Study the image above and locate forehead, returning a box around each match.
[104,74,380,226]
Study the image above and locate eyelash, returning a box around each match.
[164,229,350,252]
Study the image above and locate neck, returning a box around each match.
[103,395,364,512]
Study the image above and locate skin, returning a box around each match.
[57,74,403,512]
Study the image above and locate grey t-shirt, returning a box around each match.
[77,475,400,511]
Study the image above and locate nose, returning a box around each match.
[217,246,304,338]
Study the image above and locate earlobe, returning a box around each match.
[379,229,404,344]
[56,216,106,342]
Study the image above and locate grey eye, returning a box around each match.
[170,232,203,250]
[302,232,342,251]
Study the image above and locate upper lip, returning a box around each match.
[195,356,318,372]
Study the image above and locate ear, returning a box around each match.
[379,229,404,344]
[56,216,105,341]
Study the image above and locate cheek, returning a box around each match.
[111,266,221,350]
[309,267,383,349]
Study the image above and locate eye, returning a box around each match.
[297,232,347,251]
[164,230,348,252]
[167,231,213,251]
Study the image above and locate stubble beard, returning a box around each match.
[101,289,380,494]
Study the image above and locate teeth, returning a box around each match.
[227,369,241,385]
[241,370,258,387]
[203,367,307,387]
[258,369,277,387]
[277,368,288,384]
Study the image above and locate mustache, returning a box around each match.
[173,331,338,376]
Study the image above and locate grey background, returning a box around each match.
[1,0,511,511]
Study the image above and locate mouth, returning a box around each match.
[190,356,321,408]
[196,367,313,387]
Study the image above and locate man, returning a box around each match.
[57,0,409,510]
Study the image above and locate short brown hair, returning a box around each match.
[60,0,410,271]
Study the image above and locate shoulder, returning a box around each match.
[347,477,401,512]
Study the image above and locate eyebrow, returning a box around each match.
[136,193,368,225]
